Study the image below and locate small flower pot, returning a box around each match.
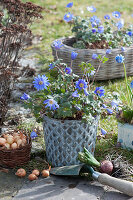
[43,115,99,167]
[51,37,133,80]
[118,122,133,149]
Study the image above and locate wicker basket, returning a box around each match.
[51,37,133,80]
[0,132,32,168]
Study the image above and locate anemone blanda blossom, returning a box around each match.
[49,63,54,70]
[92,53,98,59]
[106,49,111,54]
[43,99,59,110]
[30,131,37,139]
[71,51,78,60]
[112,11,121,18]
[127,31,132,36]
[121,47,125,52]
[130,80,133,89]
[90,16,101,26]
[98,25,104,34]
[66,2,73,8]
[53,40,64,50]
[20,93,30,100]
[94,87,105,97]
[101,128,107,135]
[104,14,110,20]
[115,54,125,63]
[92,28,96,33]
[106,108,113,114]
[87,6,96,13]
[116,19,124,30]
[76,79,88,90]
[65,67,72,74]
[72,90,79,97]
[64,12,73,22]
[33,75,49,91]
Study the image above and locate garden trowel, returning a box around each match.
[50,164,133,197]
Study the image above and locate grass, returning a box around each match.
[21,0,133,164]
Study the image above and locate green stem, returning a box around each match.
[123,62,131,107]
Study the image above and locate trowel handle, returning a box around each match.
[98,173,133,197]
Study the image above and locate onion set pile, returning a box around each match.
[0,131,27,150]
[15,165,51,181]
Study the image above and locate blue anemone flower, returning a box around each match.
[112,11,121,18]
[92,53,98,59]
[65,67,72,74]
[92,28,96,33]
[20,93,30,100]
[33,75,49,91]
[127,31,132,36]
[121,47,125,52]
[115,54,125,63]
[102,104,107,108]
[49,63,54,70]
[130,81,133,88]
[53,40,64,50]
[90,16,101,25]
[30,131,37,139]
[98,25,104,34]
[72,90,79,97]
[106,108,113,114]
[76,79,88,90]
[111,101,118,109]
[88,70,95,77]
[87,6,96,13]
[101,128,107,135]
[106,49,111,54]
[64,12,73,22]
[94,87,105,97]
[104,14,110,20]
[71,51,78,60]
[66,2,73,8]
[116,21,124,30]
[43,99,59,110]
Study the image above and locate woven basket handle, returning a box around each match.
[98,173,133,196]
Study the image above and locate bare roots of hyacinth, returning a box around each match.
[105,151,133,181]
[0,0,43,127]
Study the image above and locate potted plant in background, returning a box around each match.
[115,54,133,149]
[51,2,133,80]
[20,44,109,167]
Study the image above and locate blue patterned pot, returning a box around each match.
[43,116,99,167]
[118,122,133,150]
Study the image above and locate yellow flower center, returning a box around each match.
[115,14,118,17]
[66,14,70,18]
[49,100,53,104]
[79,83,84,88]
[39,81,43,85]
[97,90,100,94]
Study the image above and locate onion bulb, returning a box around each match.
[32,169,40,176]
[28,174,38,181]
[17,139,22,147]
[41,169,49,178]
[14,135,20,143]
[21,139,27,146]
[0,138,6,146]
[11,142,18,149]
[13,132,19,137]
[4,143,10,149]
[7,135,14,144]
[100,160,113,175]
[3,134,9,140]
[15,168,26,177]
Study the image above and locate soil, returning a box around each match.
[85,40,109,49]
